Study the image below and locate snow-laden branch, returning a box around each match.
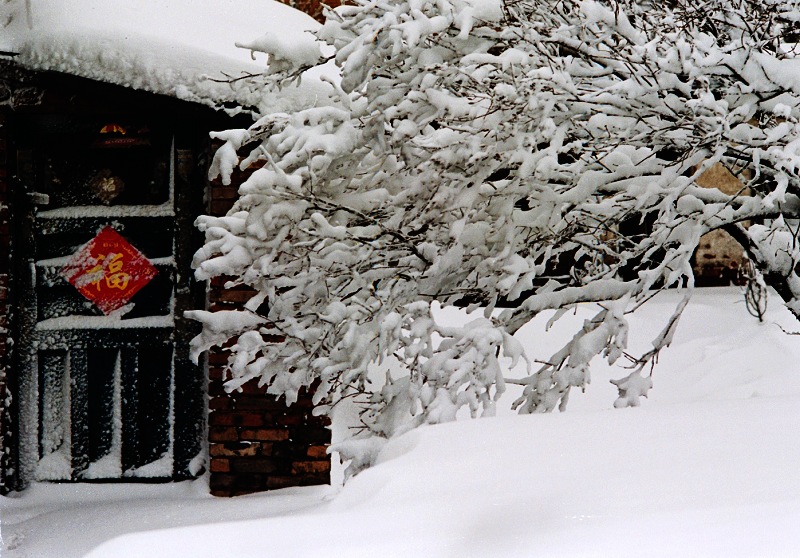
[190,0,800,475]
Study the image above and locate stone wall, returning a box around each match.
[205,165,330,497]
[693,163,748,286]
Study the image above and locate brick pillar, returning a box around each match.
[205,165,330,497]
[0,111,11,493]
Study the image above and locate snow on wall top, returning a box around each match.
[1,0,333,113]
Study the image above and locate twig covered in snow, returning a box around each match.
[191,0,800,474]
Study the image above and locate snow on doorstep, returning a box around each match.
[1,482,332,558]
[34,447,71,482]
[124,452,173,479]
[1,0,336,113]
[82,453,122,481]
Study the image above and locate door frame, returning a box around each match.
[8,107,208,489]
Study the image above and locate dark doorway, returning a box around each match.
[11,106,206,486]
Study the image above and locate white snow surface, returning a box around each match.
[4,287,800,557]
[2,0,334,112]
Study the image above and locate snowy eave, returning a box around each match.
[1,0,335,113]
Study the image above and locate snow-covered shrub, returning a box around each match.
[191,0,800,474]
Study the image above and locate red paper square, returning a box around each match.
[61,226,158,315]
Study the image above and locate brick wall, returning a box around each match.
[0,111,11,492]
[205,166,330,497]
[202,0,345,495]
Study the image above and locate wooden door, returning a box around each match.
[13,113,204,485]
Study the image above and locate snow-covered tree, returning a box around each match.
[190,0,800,473]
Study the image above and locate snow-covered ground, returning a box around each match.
[4,287,800,557]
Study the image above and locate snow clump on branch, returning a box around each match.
[191,0,800,477]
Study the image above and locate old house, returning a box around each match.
[0,0,333,496]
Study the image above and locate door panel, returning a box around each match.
[14,114,203,485]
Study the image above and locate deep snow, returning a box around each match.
[4,287,800,557]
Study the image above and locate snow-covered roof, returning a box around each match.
[1,0,333,113]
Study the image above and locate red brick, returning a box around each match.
[293,426,330,445]
[208,427,238,442]
[209,411,235,426]
[277,412,305,426]
[210,458,230,473]
[208,352,230,366]
[211,410,265,427]
[260,443,275,456]
[208,302,237,312]
[293,396,315,410]
[210,275,238,288]
[207,382,229,397]
[240,428,289,441]
[266,476,303,490]
[236,378,270,395]
[210,442,261,457]
[208,396,232,410]
[239,413,265,427]
[211,289,256,304]
[212,186,240,200]
[231,458,278,474]
[209,474,236,491]
[308,414,331,428]
[291,461,331,475]
[234,396,285,411]
[307,445,329,459]
[210,200,235,215]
